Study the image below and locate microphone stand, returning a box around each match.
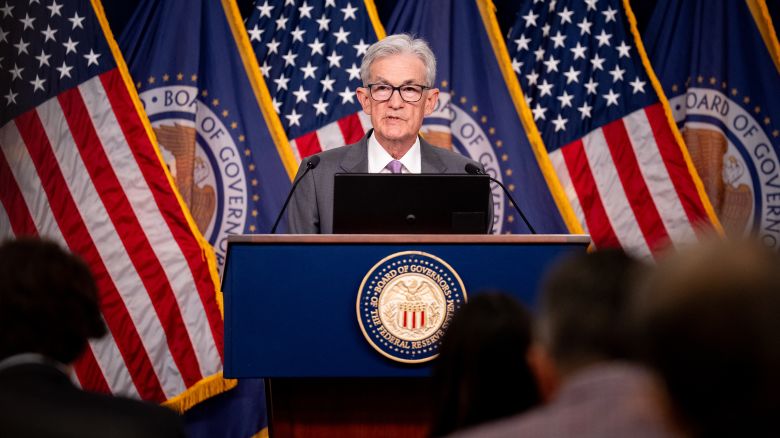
[465,164,537,234]
[270,155,321,234]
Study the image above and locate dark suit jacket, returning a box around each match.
[0,362,185,438]
[288,130,490,234]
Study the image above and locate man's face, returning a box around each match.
[357,53,439,148]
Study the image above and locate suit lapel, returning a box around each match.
[420,137,447,173]
[339,130,370,173]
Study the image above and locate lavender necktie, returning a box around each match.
[386,160,403,174]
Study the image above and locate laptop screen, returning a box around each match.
[333,173,491,234]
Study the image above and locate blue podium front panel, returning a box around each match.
[223,235,589,378]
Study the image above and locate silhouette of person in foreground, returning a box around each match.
[430,292,540,436]
[0,238,185,438]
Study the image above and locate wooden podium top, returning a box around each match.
[228,233,591,245]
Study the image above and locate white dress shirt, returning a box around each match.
[367,133,422,174]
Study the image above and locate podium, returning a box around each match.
[223,234,590,437]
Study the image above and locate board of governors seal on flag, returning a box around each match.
[669,87,780,248]
[357,251,467,363]
[137,82,262,268]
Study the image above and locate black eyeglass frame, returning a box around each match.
[365,83,432,103]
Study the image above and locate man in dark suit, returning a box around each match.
[288,34,486,234]
[0,239,185,438]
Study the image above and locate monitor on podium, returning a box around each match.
[333,173,492,234]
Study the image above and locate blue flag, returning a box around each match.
[644,0,780,248]
[120,0,297,268]
[119,0,285,436]
[387,0,581,234]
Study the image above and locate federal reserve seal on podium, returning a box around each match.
[357,251,467,363]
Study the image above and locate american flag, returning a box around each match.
[245,0,384,161]
[508,0,719,256]
[0,0,225,407]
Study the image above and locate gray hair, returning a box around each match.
[536,249,644,370]
[360,34,437,88]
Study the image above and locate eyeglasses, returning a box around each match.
[366,83,431,103]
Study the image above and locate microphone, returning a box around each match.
[270,155,321,234]
[465,163,537,234]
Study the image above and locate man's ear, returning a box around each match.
[527,342,561,403]
[423,88,439,116]
[356,87,372,115]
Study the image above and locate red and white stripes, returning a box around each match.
[289,111,372,161]
[402,310,425,329]
[0,200,13,239]
[550,103,707,257]
[0,69,224,403]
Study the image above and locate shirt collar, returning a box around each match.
[0,352,71,376]
[367,132,421,174]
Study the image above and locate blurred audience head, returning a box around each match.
[633,238,780,437]
[536,248,644,376]
[430,292,540,437]
[0,238,106,364]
